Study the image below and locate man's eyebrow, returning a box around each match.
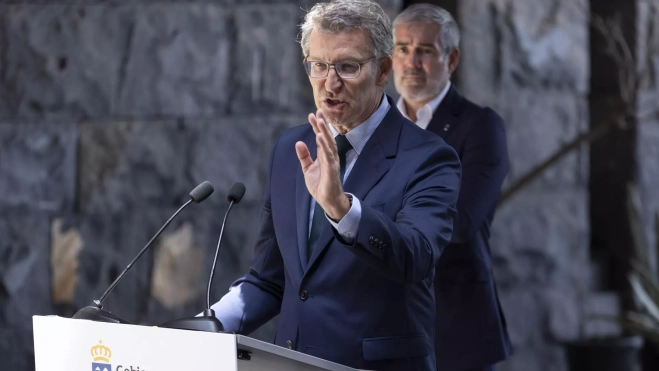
[395,42,437,49]
[306,56,364,62]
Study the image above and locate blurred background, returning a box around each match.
[1,0,658,370]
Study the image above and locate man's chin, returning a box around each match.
[323,112,346,126]
[402,79,425,86]
[401,89,436,102]
[396,84,426,98]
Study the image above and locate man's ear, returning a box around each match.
[448,48,460,75]
[376,55,393,87]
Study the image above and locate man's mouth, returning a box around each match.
[403,69,425,79]
[324,98,344,108]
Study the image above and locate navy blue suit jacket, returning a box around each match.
[223,96,461,370]
[427,86,512,370]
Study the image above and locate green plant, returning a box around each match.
[615,184,659,345]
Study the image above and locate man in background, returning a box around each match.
[210,1,461,370]
[392,4,512,371]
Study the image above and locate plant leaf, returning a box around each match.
[627,183,649,263]
[630,260,659,307]
[630,273,659,323]
[595,313,659,345]
[619,314,659,345]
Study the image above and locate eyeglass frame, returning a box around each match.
[303,57,377,79]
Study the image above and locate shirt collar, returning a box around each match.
[396,80,452,121]
[329,94,390,155]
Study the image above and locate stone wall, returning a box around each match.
[0,1,400,369]
[2,0,657,371]
[457,1,593,370]
[637,0,659,270]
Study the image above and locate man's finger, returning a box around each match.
[295,141,313,171]
[309,113,320,134]
[315,132,326,166]
[316,117,336,156]
[316,132,336,169]
[317,110,326,123]
[317,110,332,136]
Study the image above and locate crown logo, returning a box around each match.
[91,340,112,363]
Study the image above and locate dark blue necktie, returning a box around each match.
[307,135,353,262]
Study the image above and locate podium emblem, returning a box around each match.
[92,363,111,371]
[91,340,112,371]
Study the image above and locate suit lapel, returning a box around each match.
[296,129,316,269]
[426,85,463,139]
[304,99,402,272]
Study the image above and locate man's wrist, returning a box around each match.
[327,194,352,222]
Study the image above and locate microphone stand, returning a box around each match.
[72,181,215,324]
[72,200,193,324]
[161,182,244,332]
[159,201,235,332]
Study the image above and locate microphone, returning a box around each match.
[72,181,215,324]
[161,182,246,332]
[207,182,246,310]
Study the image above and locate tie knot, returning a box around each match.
[335,135,353,157]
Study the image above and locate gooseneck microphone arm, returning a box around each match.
[161,182,246,333]
[72,181,215,324]
[207,200,234,310]
[97,199,192,307]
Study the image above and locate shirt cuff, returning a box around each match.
[202,283,245,332]
[326,193,361,243]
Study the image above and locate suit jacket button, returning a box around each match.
[286,340,292,349]
[299,290,308,301]
[369,236,374,243]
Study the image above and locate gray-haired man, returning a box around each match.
[210,1,461,370]
[392,4,512,371]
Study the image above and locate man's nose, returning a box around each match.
[405,51,422,68]
[324,67,343,93]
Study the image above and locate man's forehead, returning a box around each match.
[308,29,373,61]
[394,23,441,43]
[306,51,370,61]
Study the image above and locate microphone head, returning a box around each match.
[227,182,246,204]
[190,181,214,203]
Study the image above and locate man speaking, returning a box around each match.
[210,1,461,370]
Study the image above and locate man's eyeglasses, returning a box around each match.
[303,58,376,79]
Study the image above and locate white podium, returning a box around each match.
[33,316,361,371]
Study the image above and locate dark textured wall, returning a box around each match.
[405,7,594,367]
[1,1,658,371]
[0,1,401,370]
[458,1,592,369]
[455,1,658,370]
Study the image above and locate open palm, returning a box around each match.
[295,110,348,220]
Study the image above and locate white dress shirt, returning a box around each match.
[310,94,391,243]
[396,81,451,130]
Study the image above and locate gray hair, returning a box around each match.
[299,0,393,60]
[393,4,460,54]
